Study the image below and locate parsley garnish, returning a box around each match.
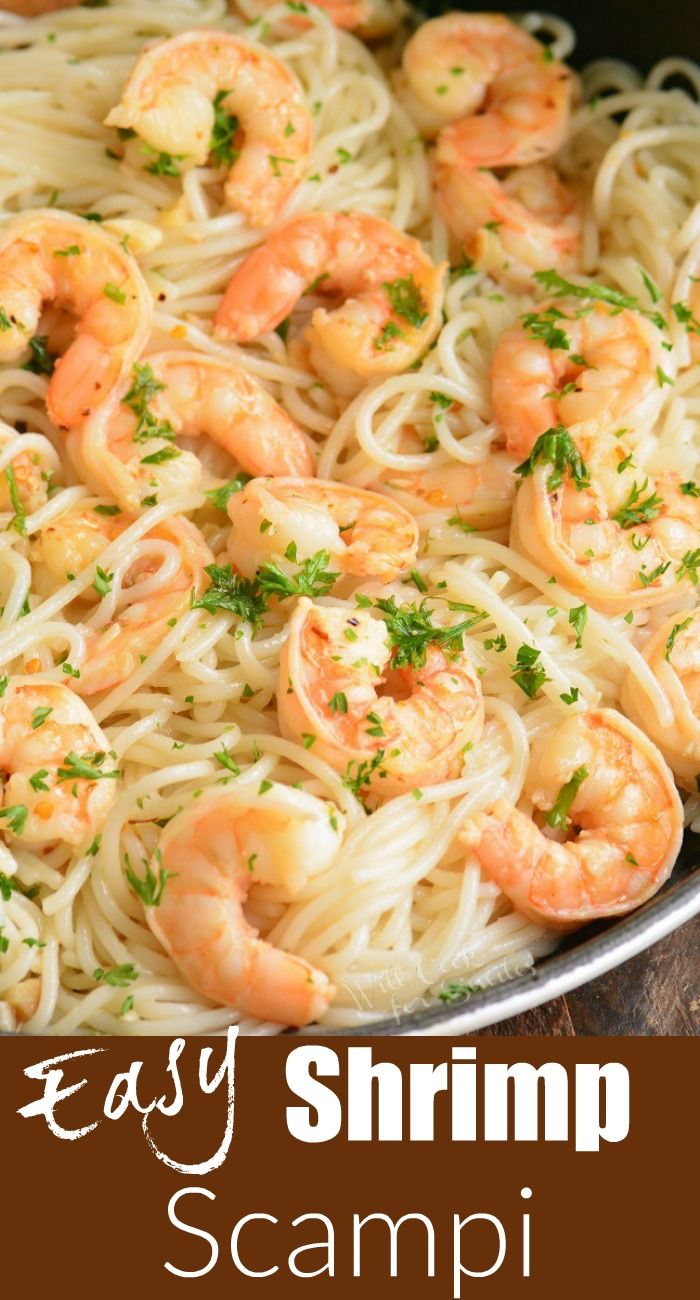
[665,617,692,661]
[205,473,251,512]
[93,963,138,987]
[533,268,668,331]
[0,805,28,835]
[510,644,550,698]
[22,335,55,376]
[515,426,590,493]
[126,859,175,907]
[210,89,240,167]
[543,765,588,829]
[383,275,428,327]
[57,752,120,782]
[193,564,269,629]
[612,478,663,529]
[375,596,486,670]
[258,548,339,601]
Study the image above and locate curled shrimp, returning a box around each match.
[146,781,344,1027]
[462,709,682,927]
[69,350,315,512]
[34,507,213,696]
[492,298,667,460]
[0,421,59,517]
[278,596,484,800]
[215,212,446,385]
[227,476,418,583]
[436,161,582,289]
[247,0,401,36]
[622,608,700,791]
[0,210,151,430]
[0,680,118,846]
[511,426,700,613]
[379,450,517,530]
[400,12,574,166]
[105,30,313,228]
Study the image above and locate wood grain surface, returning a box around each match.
[478,913,700,1036]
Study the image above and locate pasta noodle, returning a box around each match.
[0,0,698,1035]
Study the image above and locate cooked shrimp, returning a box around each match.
[511,425,700,613]
[400,12,574,166]
[105,30,313,228]
[146,781,343,1026]
[69,350,315,512]
[379,449,517,529]
[622,608,700,791]
[227,476,418,583]
[34,508,213,696]
[278,597,484,799]
[215,212,446,384]
[0,680,118,846]
[492,299,667,460]
[246,0,399,34]
[436,161,582,288]
[0,421,58,516]
[492,297,667,460]
[0,210,151,429]
[462,709,682,927]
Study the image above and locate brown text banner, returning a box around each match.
[1,1035,695,1295]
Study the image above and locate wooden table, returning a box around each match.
[479,912,700,1036]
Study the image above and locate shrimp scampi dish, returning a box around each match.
[0,1,699,1035]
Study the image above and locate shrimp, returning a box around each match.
[462,709,682,927]
[245,0,400,35]
[278,597,484,800]
[227,476,418,583]
[622,608,700,791]
[400,13,574,166]
[69,350,315,512]
[0,421,58,517]
[34,507,213,696]
[105,30,313,228]
[379,450,517,529]
[435,161,582,289]
[0,680,118,846]
[0,210,151,430]
[215,212,446,385]
[146,781,343,1026]
[511,425,700,613]
[246,0,400,36]
[492,299,667,460]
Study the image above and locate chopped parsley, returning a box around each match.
[126,859,175,907]
[543,765,588,830]
[93,963,139,987]
[121,362,175,444]
[22,335,55,376]
[375,596,486,670]
[515,426,590,493]
[665,617,692,661]
[258,548,339,600]
[56,751,120,782]
[4,465,26,536]
[210,89,240,167]
[510,644,550,699]
[92,566,113,598]
[612,478,663,529]
[382,275,428,327]
[568,604,588,648]
[205,473,251,512]
[193,564,269,629]
[0,805,28,835]
[533,268,668,332]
